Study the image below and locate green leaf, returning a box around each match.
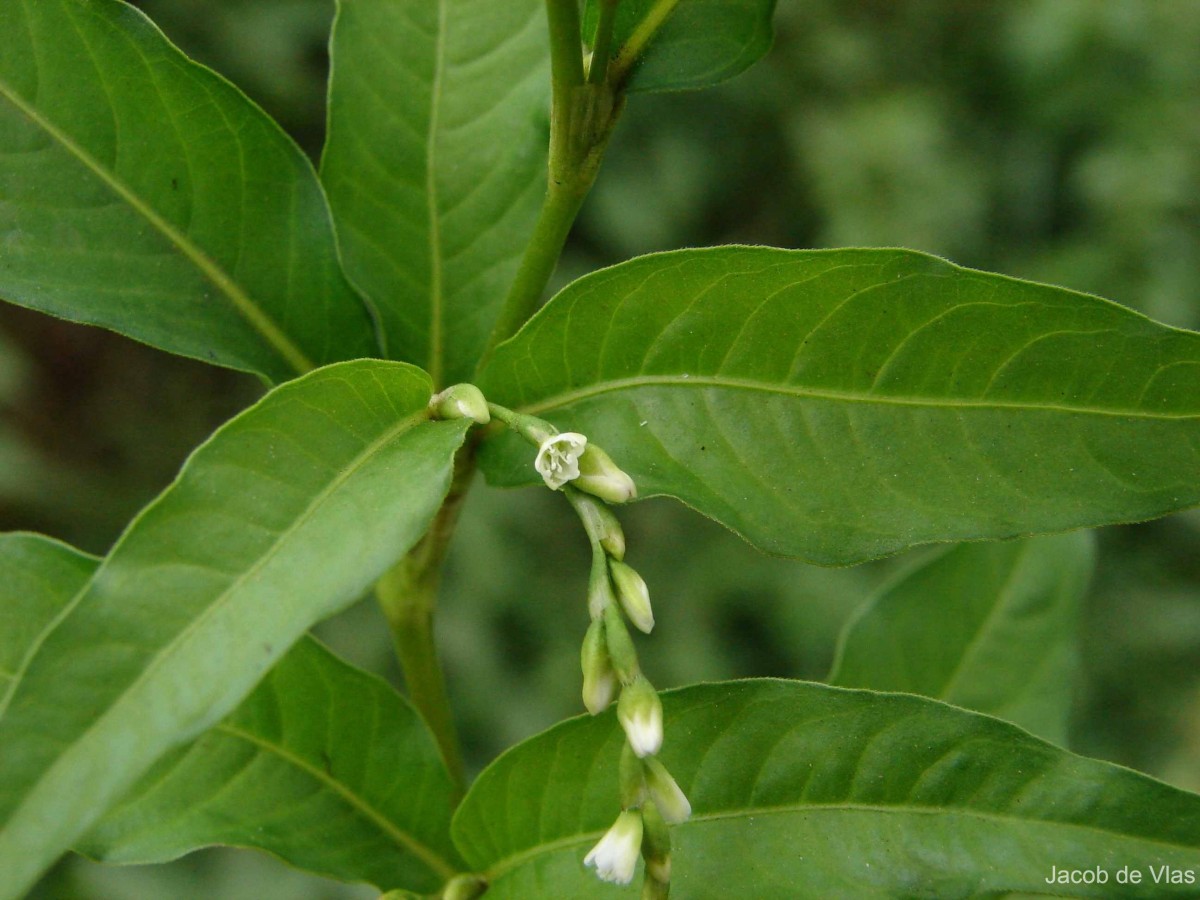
[584,0,778,93]
[0,360,470,898]
[0,0,377,383]
[453,680,1200,898]
[320,0,550,387]
[0,533,98,707]
[478,247,1200,565]
[830,532,1095,744]
[82,636,463,893]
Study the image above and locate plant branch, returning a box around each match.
[477,0,625,372]
[588,0,620,84]
[375,442,478,797]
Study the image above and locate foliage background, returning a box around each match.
[2,1,1197,896]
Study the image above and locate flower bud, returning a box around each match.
[534,432,588,489]
[567,488,626,560]
[584,810,643,885]
[603,602,639,683]
[618,675,663,758]
[643,756,691,824]
[440,874,488,900]
[574,443,637,504]
[581,618,616,715]
[610,560,653,633]
[587,545,617,620]
[428,384,490,424]
[619,742,648,809]
[640,800,672,885]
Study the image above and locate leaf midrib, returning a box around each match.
[424,0,448,388]
[515,374,1200,421]
[0,63,313,378]
[0,404,430,840]
[216,722,459,880]
[479,800,1198,881]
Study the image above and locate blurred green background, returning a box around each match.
[5,1,1199,897]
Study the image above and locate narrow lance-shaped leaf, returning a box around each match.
[830,532,1095,745]
[478,247,1200,565]
[453,680,1200,898]
[583,0,778,93]
[0,0,377,382]
[82,636,464,893]
[0,360,470,899]
[321,0,550,387]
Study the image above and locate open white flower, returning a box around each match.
[534,432,588,489]
[584,810,643,885]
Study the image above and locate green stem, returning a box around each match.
[376,444,477,797]
[610,0,681,87]
[588,0,621,84]
[477,0,625,372]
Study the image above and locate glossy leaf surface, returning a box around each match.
[478,247,1200,564]
[584,0,777,93]
[453,680,1200,897]
[830,532,1095,744]
[0,361,469,898]
[0,0,376,382]
[83,637,463,893]
[321,0,549,387]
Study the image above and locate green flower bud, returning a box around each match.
[618,675,663,758]
[575,443,637,504]
[619,741,648,809]
[603,602,639,683]
[441,873,487,900]
[567,488,626,560]
[640,800,672,885]
[610,559,653,633]
[428,384,490,424]
[588,545,617,619]
[581,618,616,715]
[644,756,691,824]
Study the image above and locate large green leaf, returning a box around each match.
[0,360,470,898]
[0,0,376,382]
[830,532,1095,744]
[583,0,778,93]
[453,680,1200,897]
[320,0,549,388]
[82,636,463,893]
[0,533,97,707]
[478,247,1200,564]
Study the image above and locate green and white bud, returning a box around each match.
[428,384,490,424]
[603,602,640,683]
[619,741,648,809]
[440,874,488,900]
[581,618,617,714]
[567,488,626,560]
[643,756,691,824]
[584,810,643,885]
[610,559,653,633]
[534,432,588,489]
[618,675,663,758]
[575,443,637,504]
[640,800,673,885]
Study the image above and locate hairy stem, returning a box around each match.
[376,443,477,796]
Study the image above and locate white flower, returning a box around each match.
[584,810,643,885]
[618,676,663,758]
[534,432,588,489]
[644,757,692,824]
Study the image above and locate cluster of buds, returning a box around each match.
[435,391,690,896]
